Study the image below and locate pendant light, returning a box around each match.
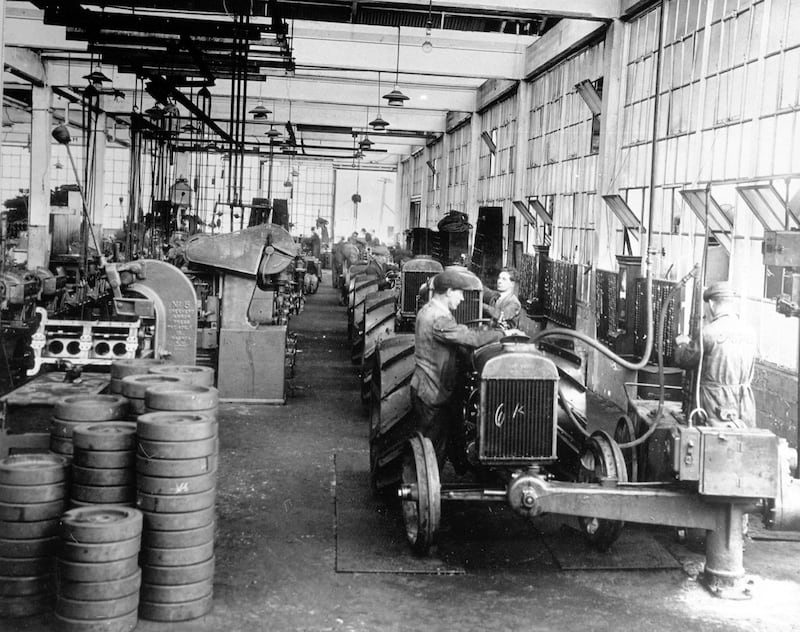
[369,71,390,131]
[250,80,272,119]
[383,26,409,107]
[421,0,434,53]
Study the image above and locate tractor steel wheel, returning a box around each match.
[400,433,441,556]
[577,430,627,551]
[613,415,640,482]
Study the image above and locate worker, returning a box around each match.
[482,267,522,329]
[364,244,395,289]
[411,269,521,466]
[309,227,321,259]
[674,281,757,427]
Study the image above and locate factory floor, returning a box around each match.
[5,272,800,632]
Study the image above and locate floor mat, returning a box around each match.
[543,522,681,571]
[334,450,465,575]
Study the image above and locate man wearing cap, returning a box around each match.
[365,245,392,288]
[674,281,757,427]
[411,269,519,466]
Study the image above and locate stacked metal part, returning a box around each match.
[71,422,138,506]
[0,453,68,617]
[109,358,175,395]
[49,394,130,461]
[136,382,219,621]
[121,374,185,416]
[148,364,215,387]
[56,506,143,632]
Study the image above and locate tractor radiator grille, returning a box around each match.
[479,378,558,463]
[454,290,481,324]
[401,271,430,314]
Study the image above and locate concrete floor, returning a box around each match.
[4,273,800,632]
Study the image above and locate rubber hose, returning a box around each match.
[530,256,656,372]
[617,265,698,449]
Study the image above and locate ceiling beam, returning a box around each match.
[277,0,618,21]
[523,18,607,79]
[4,47,46,87]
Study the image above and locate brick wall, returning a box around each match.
[752,362,798,448]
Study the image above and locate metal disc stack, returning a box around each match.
[0,453,69,618]
[109,358,173,395]
[71,422,138,507]
[136,384,219,621]
[56,505,143,632]
[50,394,130,462]
[148,365,215,387]
[120,374,186,416]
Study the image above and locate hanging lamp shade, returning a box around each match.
[197,86,212,99]
[83,69,111,84]
[358,135,374,150]
[369,114,389,131]
[266,126,282,138]
[382,88,409,107]
[181,122,200,133]
[249,102,272,118]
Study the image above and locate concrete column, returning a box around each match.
[466,112,482,232]
[596,19,626,269]
[591,19,630,403]
[0,0,5,187]
[440,131,451,214]
[513,79,531,251]
[28,82,53,269]
[420,151,431,228]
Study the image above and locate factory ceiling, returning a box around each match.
[3,1,616,166]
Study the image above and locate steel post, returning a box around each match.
[702,503,750,599]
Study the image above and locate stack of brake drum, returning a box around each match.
[49,394,130,462]
[56,506,143,632]
[136,381,218,621]
[71,422,138,507]
[148,364,215,388]
[120,374,185,417]
[109,358,174,396]
[0,453,69,618]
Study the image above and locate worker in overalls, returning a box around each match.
[674,281,757,427]
[411,270,520,467]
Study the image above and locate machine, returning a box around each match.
[370,251,800,600]
[26,259,198,376]
[184,223,299,403]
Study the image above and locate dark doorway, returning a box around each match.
[471,206,503,282]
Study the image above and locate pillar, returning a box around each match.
[28,83,53,269]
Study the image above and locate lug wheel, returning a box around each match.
[577,430,627,551]
[400,433,441,556]
[613,415,640,482]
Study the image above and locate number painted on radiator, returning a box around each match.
[494,402,526,428]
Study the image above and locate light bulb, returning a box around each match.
[422,23,433,53]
